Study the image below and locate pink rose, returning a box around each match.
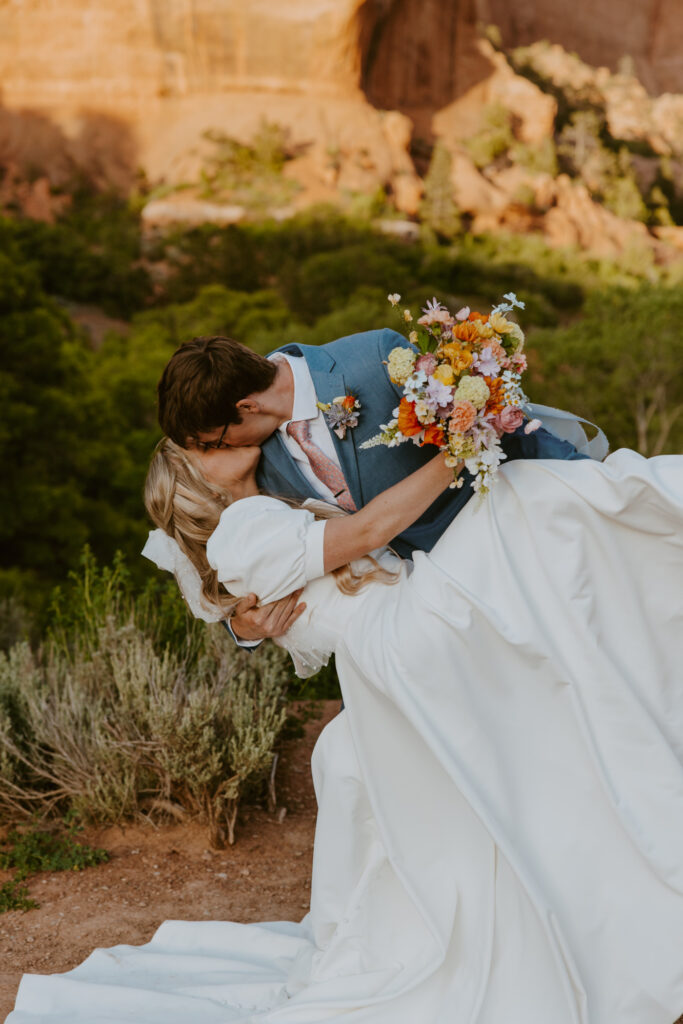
[510,352,528,373]
[497,406,525,433]
[449,400,477,433]
[415,353,437,375]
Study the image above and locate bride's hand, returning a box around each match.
[230,588,307,641]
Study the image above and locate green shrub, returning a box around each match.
[0,550,291,845]
[0,878,37,913]
[510,138,558,177]
[0,821,108,879]
[463,104,514,169]
[420,143,460,238]
[198,121,300,210]
[0,625,289,846]
[526,285,683,455]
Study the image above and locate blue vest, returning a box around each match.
[256,328,588,558]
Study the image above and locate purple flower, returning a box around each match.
[472,346,501,377]
[422,296,444,315]
[423,376,454,418]
[426,376,454,409]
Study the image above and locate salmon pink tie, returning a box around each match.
[286,419,357,511]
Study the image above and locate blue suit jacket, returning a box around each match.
[256,328,587,558]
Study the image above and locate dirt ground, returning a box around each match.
[0,700,340,1021]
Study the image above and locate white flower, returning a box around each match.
[414,400,436,424]
[388,293,401,306]
[404,369,428,400]
[455,306,470,321]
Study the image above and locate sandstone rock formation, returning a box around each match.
[1,0,682,261]
[2,0,682,194]
[483,0,683,96]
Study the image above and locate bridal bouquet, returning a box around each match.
[361,293,540,495]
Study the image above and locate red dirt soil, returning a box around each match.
[0,700,340,1021]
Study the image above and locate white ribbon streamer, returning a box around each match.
[526,403,609,461]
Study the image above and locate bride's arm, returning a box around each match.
[323,454,459,573]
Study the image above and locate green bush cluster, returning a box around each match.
[0,550,291,846]
[197,122,300,211]
[526,285,683,456]
[0,820,108,913]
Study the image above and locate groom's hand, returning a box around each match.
[230,589,307,641]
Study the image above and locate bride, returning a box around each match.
[8,440,683,1024]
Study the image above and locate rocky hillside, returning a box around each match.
[1,1,682,261]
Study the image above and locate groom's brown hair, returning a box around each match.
[158,335,276,446]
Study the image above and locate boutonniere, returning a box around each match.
[317,394,361,439]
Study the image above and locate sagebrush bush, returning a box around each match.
[0,626,289,845]
[0,551,291,846]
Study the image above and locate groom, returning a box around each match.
[158,328,587,643]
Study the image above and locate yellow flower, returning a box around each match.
[475,320,495,339]
[439,342,473,375]
[386,346,416,385]
[432,363,456,386]
[489,311,515,335]
[454,375,490,410]
[409,330,418,345]
[403,309,413,322]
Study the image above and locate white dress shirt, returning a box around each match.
[269,352,343,506]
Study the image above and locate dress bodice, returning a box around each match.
[206,495,405,676]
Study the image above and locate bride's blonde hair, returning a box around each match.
[144,439,398,618]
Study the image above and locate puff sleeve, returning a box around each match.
[206,496,328,604]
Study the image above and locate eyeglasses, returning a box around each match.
[195,424,229,453]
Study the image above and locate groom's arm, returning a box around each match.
[228,589,307,643]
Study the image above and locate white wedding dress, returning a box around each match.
[8,449,683,1024]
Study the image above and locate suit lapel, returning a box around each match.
[257,431,312,499]
[262,342,363,508]
[301,348,363,509]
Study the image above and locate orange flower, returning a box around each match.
[439,342,473,374]
[449,400,477,433]
[341,394,357,411]
[467,311,489,323]
[454,322,479,344]
[484,376,505,416]
[421,422,444,447]
[397,397,422,437]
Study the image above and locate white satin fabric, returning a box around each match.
[9,450,683,1024]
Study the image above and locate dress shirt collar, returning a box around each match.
[269,352,318,429]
